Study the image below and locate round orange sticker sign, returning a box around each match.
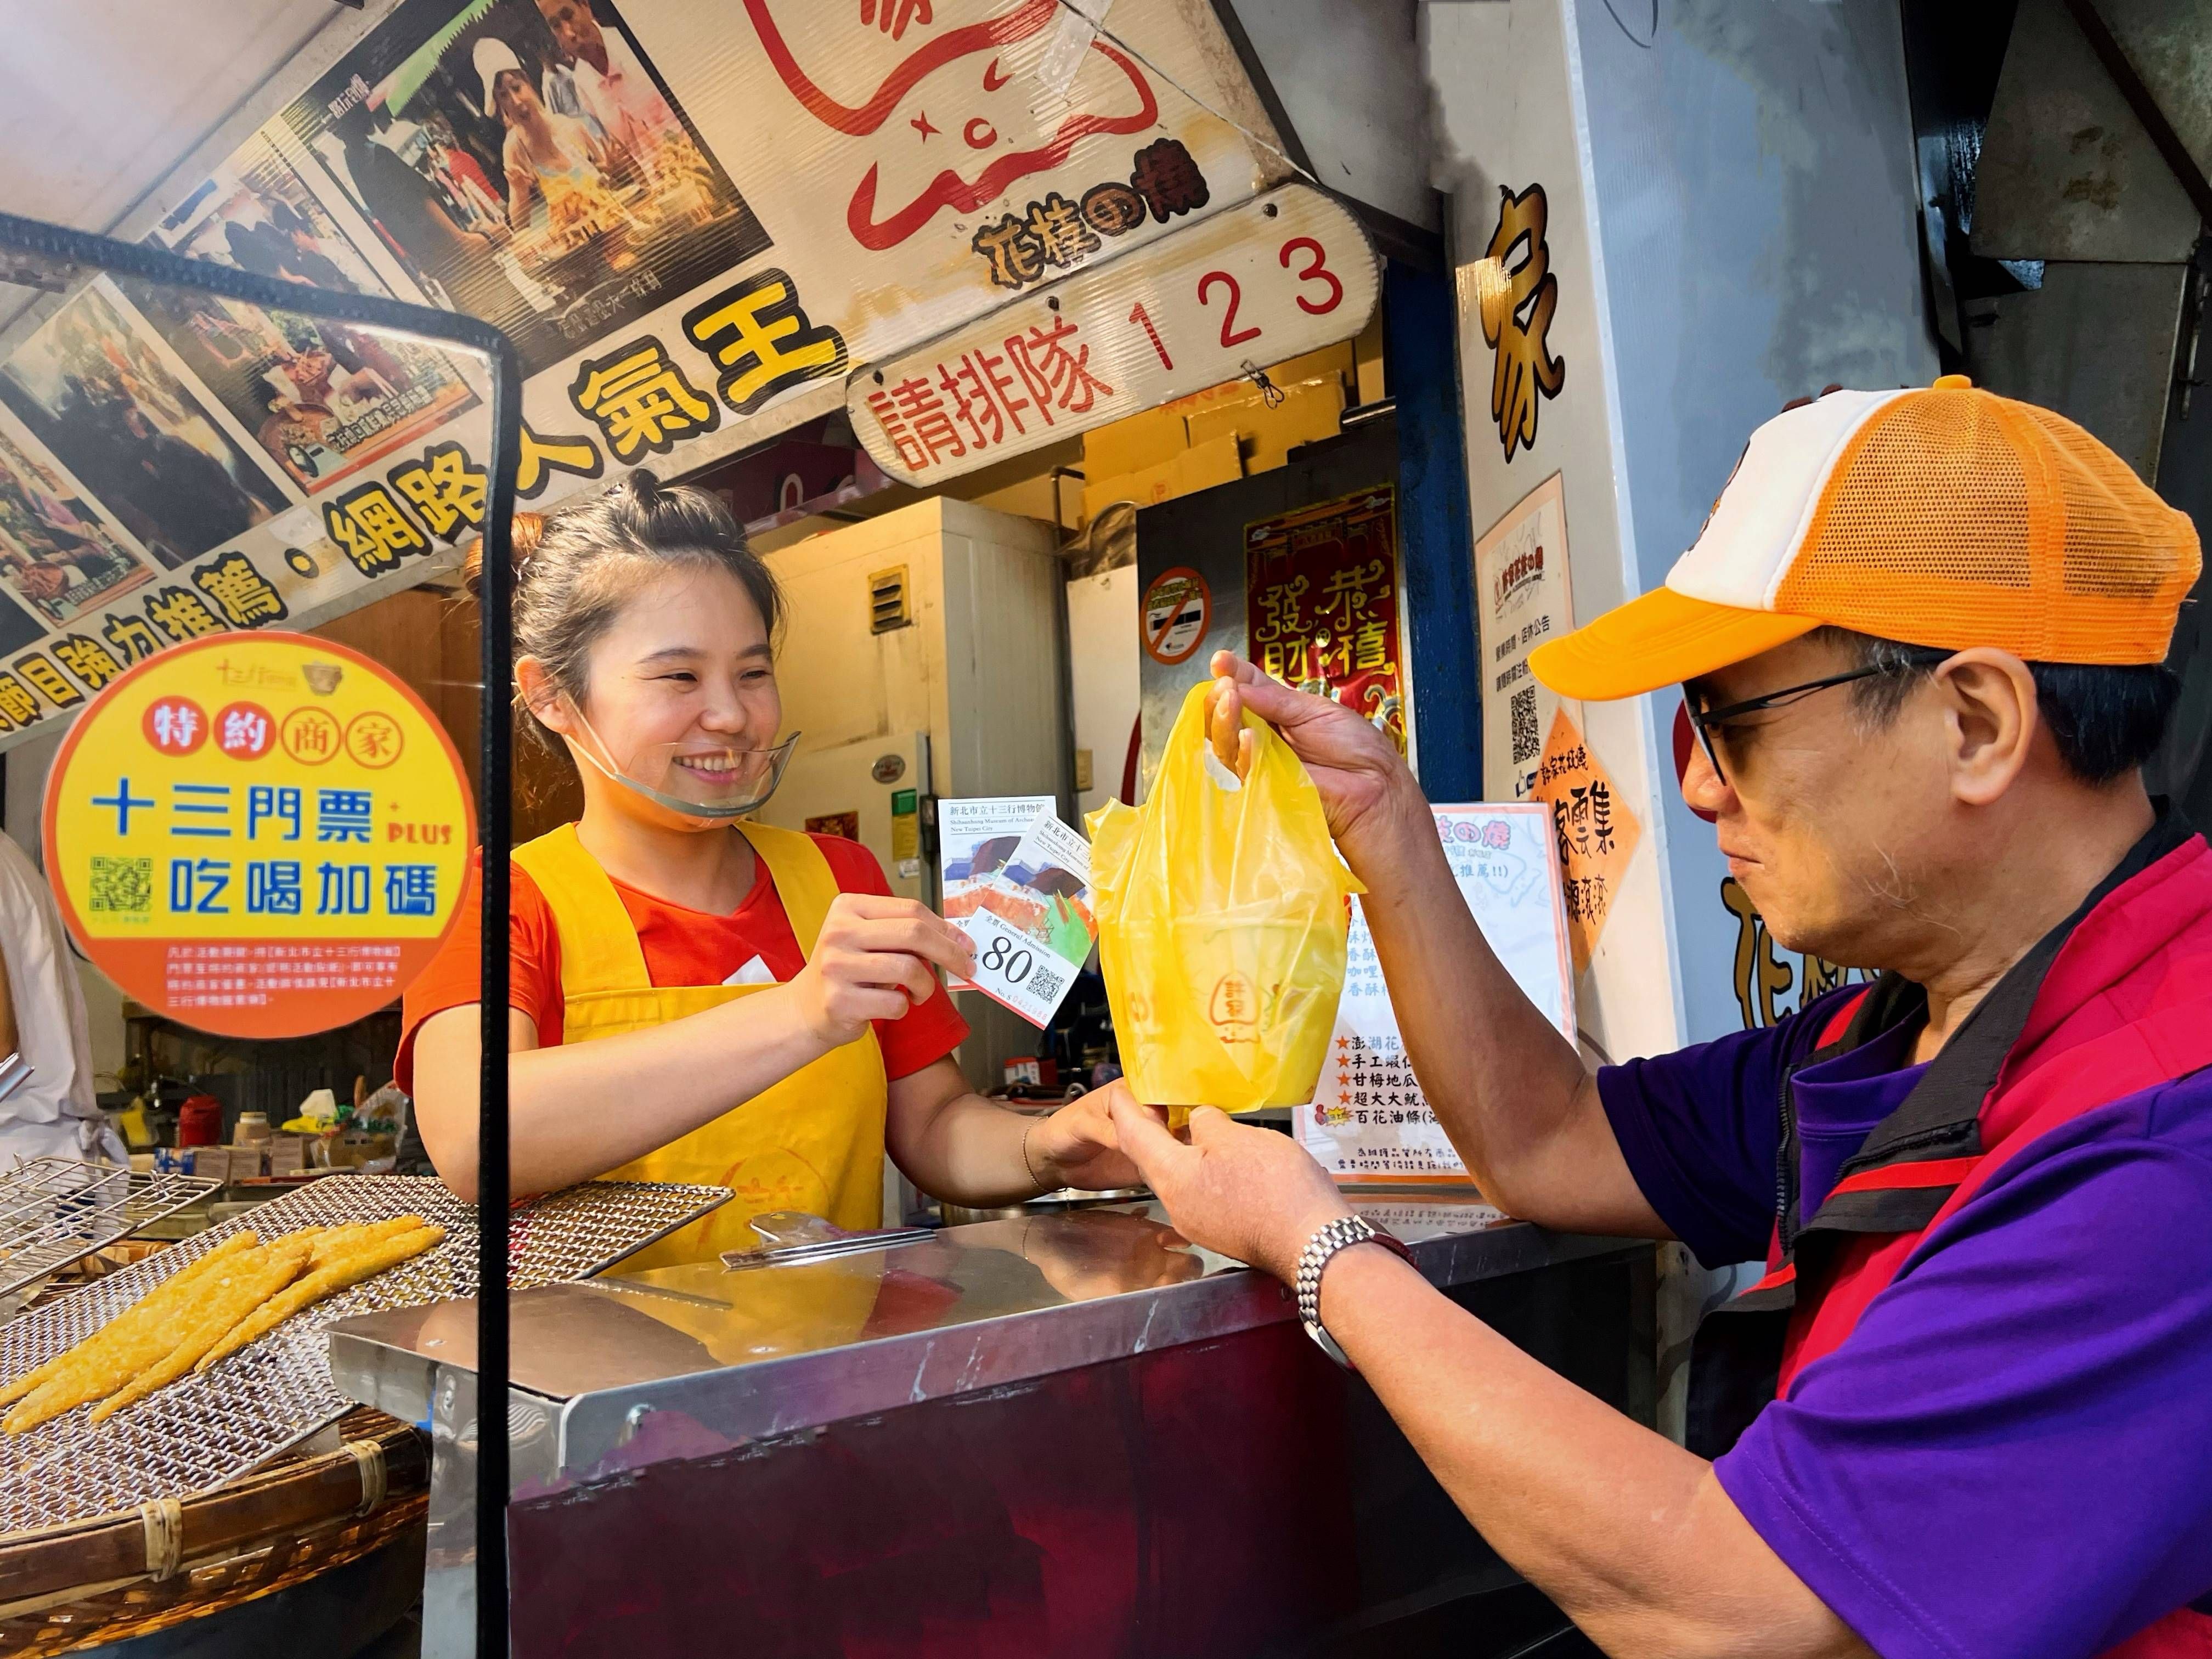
[43,633,474,1040]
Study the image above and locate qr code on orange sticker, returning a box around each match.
[89,855,153,913]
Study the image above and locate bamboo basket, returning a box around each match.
[0,1407,426,1656]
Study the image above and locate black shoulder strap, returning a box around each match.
[1685,1306,1788,1458]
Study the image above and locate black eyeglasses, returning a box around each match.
[1683,664,1895,785]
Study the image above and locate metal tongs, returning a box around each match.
[0,1054,30,1107]
[718,1209,931,1270]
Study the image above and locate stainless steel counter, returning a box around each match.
[326,1198,1652,1658]
[328,1195,1626,1476]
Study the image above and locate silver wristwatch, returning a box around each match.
[1294,1214,1412,1370]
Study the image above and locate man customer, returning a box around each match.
[1108,379,2212,1658]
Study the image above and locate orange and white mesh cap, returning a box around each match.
[1528,377,2202,702]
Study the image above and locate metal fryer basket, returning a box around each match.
[0,1174,726,1533]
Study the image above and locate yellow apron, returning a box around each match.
[510,821,889,1269]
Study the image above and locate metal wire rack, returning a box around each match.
[0,1159,219,1300]
[0,1174,727,1534]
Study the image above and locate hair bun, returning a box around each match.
[460,510,546,602]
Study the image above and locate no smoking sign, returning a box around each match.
[1142,566,1211,665]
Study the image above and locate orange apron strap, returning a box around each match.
[510,825,652,997]
[735,821,841,957]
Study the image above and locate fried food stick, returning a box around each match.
[5,1242,284,1435]
[301,1216,425,1269]
[196,1225,445,1375]
[0,1233,258,1414]
[88,1242,312,1425]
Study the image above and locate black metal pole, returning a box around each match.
[475,338,523,1659]
[0,211,517,366]
[0,210,527,1657]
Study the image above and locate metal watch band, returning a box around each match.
[1295,1217,1416,1369]
[1295,1215,1390,1335]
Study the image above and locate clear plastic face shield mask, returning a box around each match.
[554,693,799,819]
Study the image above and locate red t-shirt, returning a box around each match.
[396,833,968,1092]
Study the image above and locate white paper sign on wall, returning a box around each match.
[1475,472,1579,803]
[1295,803,1575,1186]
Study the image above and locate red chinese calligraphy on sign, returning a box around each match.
[741,0,1161,251]
[863,316,1115,471]
[1244,487,1406,752]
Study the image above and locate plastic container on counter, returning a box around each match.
[176,1095,223,1148]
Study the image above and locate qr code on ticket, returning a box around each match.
[960,906,1080,1029]
[89,856,153,914]
[1025,960,1067,1006]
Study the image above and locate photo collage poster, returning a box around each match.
[0,0,1271,750]
[131,134,482,495]
[274,0,769,380]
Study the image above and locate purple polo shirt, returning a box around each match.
[1598,990,2212,1658]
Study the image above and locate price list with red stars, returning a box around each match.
[1297,804,1574,1184]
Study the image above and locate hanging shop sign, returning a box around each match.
[1474,472,1577,800]
[0,0,1286,753]
[849,184,1378,485]
[42,631,473,1039]
[1295,804,1571,1184]
[1244,484,1404,752]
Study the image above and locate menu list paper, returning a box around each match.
[1295,803,1574,1184]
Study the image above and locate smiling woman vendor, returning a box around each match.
[397,472,1132,1266]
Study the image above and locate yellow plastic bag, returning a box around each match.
[1087,681,1363,1115]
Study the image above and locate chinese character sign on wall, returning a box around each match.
[1530,708,1640,974]
[43,632,473,1039]
[1720,874,1869,1032]
[731,0,1238,292]
[1245,484,1404,752]
[1474,183,1566,463]
[851,184,1376,484]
